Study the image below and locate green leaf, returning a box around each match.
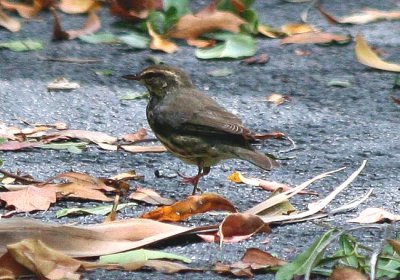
[99,249,192,264]
[56,202,137,218]
[79,33,117,44]
[394,75,400,89]
[147,11,167,34]
[39,142,87,154]
[0,40,43,52]
[327,79,351,88]
[118,32,150,49]
[241,9,259,34]
[377,242,400,278]
[95,69,113,76]
[163,0,189,17]
[275,229,335,280]
[334,234,363,268]
[207,67,233,77]
[217,0,255,13]
[195,34,256,59]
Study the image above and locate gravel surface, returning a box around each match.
[1,0,400,279]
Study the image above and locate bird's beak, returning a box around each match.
[122,74,140,81]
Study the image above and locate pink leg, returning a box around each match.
[177,167,211,195]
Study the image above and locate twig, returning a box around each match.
[0,169,42,184]
[36,55,102,64]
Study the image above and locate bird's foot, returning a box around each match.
[176,172,202,195]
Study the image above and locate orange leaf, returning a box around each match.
[119,128,147,143]
[329,267,368,280]
[147,22,178,53]
[241,248,286,268]
[167,11,245,39]
[281,32,351,45]
[0,8,20,32]
[0,0,43,19]
[355,34,400,72]
[186,38,216,48]
[7,239,82,280]
[110,0,160,20]
[141,193,236,222]
[58,0,98,14]
[0,186,56,212]
[129,188,175,205]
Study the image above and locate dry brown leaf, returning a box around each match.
[119,128,147,143]
[167,11,245,39]
[329,266,368,280]
[227,171,316,195]
[52,7,101,40]
[387,239,400,255]
[0,8,20,32]
[391,96,400,105]
[109,170,141,181]
[147,22,178,53]
[120,145,167,153]
[0,218,194,257]
[281,23,316,35]
[355,34,400,72]
[258,24,285,38]
[45,129,117,144]
[199,213,270,243]
[0,252,31,279]
[0,0,44,18]
[0,141,39,151]
[266,93,290,105]
[318,5,400,25]
[141,193,236,222]
[47,77,81,90]
[7,239,82,280]
[213,262,253,277]
[241,53,269,65]
[347,207,400,223]
[58,0,98,14]
[49,172,115,201]
[281,32,351,44]
[110,0,161,20]
[0,185,56,212]
[186,38,216,48]
[129,188,175,205]
[241,248,286,268]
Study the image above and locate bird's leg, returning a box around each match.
[177,166,211,195]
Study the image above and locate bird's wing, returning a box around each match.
[163,89,254,139]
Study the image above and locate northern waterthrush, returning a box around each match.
[123,65,278,195]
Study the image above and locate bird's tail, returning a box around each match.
[234,148,279,170]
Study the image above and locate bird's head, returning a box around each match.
[123,65,193,97]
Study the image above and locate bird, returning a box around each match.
[123,65,278,195]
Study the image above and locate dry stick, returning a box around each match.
[36,55,102,64]
[255,160,367,223]
[0,169,42,184]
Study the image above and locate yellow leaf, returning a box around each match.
[281,23,316,36]
[147,22,178,53]
[355,34,400,72]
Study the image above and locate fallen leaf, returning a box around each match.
[120,145,167,153]
[391,96,400,105]
[294,48,311,56]
[0,40,43,51]
[196,34,256,59]
[241,248,286,268]
[329,266,368,280]
[0,218,195,257]
[99,249,191,265]
[327,79,351,88]
[281,32,351,45]
[348,207,400,223]
[186,39,216,48]
[0,8,20,32]
[119,128,147,143]
[40,141,87,153]
[118,32,150,49]
[266,93,290,105]
[0,141,39,151]
[318,5,400,25]
[258,24,286,38]
[56,202,137,218]
[44,129,117,144]
[141,193,236,222]
[52,8,101,40]
[199,213,270,243]
[79,33,117,44]
[129,188,175,205]
[0,252,30,279]
[213,261,253,277]
[355,34,400,72]
[58,0,98,14]
[109,170,142,181]
[110,0,161,21]
[7,239,82,280]
[147,22,178,53]
[167,10,245,39]
[241,53,269,65]
[280,23,316,35]
[49,171,115,202]
[0,0,43,19]
[47,77,80,90]
[387,239,400,255]
[0,185,56,212]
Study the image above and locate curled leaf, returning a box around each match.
[147,22,178,53]
[355,34,400,72]
[0,8,20,32]
[141,193,236,222]
[347,207,400,223]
